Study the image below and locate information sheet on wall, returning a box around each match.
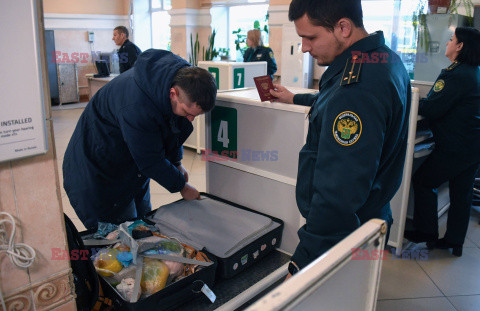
[0,0,48,162]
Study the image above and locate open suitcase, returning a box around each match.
[146,193,284,279]
[82,193,283,310]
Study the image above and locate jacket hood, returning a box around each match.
[133,49,191,116]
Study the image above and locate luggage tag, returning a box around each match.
[192,280,216,303]
[201,284,216,303]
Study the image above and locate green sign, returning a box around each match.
[208,67,219,89]
[211,106,237,159]
[233,68,245,89]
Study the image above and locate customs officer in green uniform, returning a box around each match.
[405,27,480,257]
[271,0,411,278]
[243,29,277,78]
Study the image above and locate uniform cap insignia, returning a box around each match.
[333,111,362,146]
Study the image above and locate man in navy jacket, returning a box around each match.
[113,26,142,73]
[63,50,217,230]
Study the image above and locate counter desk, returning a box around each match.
[87,74,119,100]
[205,87,316,254]
[185,62,268,153]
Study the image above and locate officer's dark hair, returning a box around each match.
[455,27,480,66]
[114,26,129,38]
[288,0,364,31]
[171,66,217,112]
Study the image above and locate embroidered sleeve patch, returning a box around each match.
[333,111,362,146]
[269,51,274,58]
[434,79,445,92]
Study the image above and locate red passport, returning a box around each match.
[254,75,277,102]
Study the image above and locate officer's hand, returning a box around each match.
[180,183,200,200]
[177,164,189,182]
[270,84,294,104]
[284,273,293,282]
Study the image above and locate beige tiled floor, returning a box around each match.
[52,105,480,310]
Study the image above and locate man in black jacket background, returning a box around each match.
[113,26,142,73]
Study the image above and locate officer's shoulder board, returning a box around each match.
[340,55,362,86]
[446,61,459,71]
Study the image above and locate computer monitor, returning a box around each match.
[100,53,112,72]
[94,60,110,78]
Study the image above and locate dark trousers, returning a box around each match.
[71,180,152,230]
[413,150,478,245]
[103,180,153,225]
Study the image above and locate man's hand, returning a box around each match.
[270,84,295,104]
[180,183,200,200]
[177,164,189,182]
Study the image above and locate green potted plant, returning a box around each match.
[449,0,474,24]
[188,33,200,66]
[412,0,474,52]
[218,48,230,61]
[232,28,247,57]
[189,29,218,66]
[203,29,218,61]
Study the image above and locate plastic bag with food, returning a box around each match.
[93,248,123,277]
[141,258,169,296]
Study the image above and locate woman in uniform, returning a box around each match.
[405,27,480,257]
[243,29,277,78]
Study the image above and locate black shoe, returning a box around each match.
[404,230,437,243]
[433,238,463,257]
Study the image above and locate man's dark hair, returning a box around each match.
[114,26,129,38]
[455,27,480,66]
[289,0,364,31]
[172,67,217,112]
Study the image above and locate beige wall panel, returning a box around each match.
[44,0,128,15]
[11,120,69,284]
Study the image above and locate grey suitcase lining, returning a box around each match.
[148,197,281,258]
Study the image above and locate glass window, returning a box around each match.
[152,11,171,50]
[164,0,171,10]
[151,0,161,9]
[362,0,420,77]
[211,3,269,61]
[151,0,171,51]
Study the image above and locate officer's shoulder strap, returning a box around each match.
[446,61,460,71]
[340,55,362,86]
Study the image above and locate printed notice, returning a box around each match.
[0,115,47,162]
[1,0,48,162]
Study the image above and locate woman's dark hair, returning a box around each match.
[455,27,480,66]
[171,66,217,112]
[289,0,364,31]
